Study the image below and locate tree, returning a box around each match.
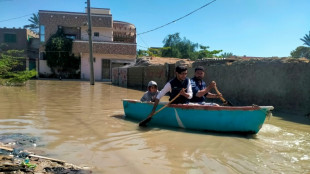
[0,50,36,86]
[162,33,182,58]
[23,13,39,33]
[290,46,310,59]
[162,33,198,59]
[300,31,310,47]
[45,28,80,78]
[161,33,221,60]
[148,47,162,57]
[137,49,148,57]
[195,45,222,59]
[220,52,235,58]
[0,43,9,52]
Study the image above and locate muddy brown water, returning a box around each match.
[0,80,309,174]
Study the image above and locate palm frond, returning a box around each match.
[300,31,310,47]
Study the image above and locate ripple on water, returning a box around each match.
[259,124,282,133]
[300,155,309,161]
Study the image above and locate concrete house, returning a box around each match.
[39,8,136,80]
[0,27,39,71]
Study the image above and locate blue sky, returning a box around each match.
[1,0,309,57]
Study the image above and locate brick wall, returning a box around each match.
[127,66,144,89]
[113,59,310,115]
[39,11,112,41]
[0,28,28,50]
[143,66,168,90]
[113,64,175,90]
[72,41,136,55]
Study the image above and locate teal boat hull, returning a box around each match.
[123,99,274,134]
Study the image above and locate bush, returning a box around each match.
[290,46,310,59]
[0,50,37,86]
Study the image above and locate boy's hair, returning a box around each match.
[175,65,187,74]
[195,66,205,72]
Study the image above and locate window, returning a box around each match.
[4,33,16,43]
[94,32,99,37]
[40,25,45,42]
[65,34,76,40]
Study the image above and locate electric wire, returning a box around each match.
[0,14,33,23]
[137,0,217,35]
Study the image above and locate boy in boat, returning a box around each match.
[140,81,160,102]
[139,65,193,126]
[190,66,221,106]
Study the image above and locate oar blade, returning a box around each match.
[139,117,152,127]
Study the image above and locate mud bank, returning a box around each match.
[0,134,91,174]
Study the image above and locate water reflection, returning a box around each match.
[0,80,309,174]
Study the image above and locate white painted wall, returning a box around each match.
[39,60,52,75]
[81,54,103,81]
[80,26,113,42]
[85,8,111,15]
[81,53,135,81]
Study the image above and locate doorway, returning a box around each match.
[102,59,111,80]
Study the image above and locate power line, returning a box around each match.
[0,14,33,23]
[137,44,149,49]
[137,0,217,36]
[137,35,149,48]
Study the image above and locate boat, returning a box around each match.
[123,99,274,134]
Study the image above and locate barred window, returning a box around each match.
[4,33,16,43]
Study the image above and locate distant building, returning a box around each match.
[39,8,137,80]
[0,27,39,71]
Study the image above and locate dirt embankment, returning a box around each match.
[0,133,91,174]
[135,56,193,66]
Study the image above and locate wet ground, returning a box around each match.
[0,134,91,173]
[0,80,309,173]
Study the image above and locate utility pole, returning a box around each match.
[87,0,95,85]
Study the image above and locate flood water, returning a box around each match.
[0,80,309,174]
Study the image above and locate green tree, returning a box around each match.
[195,45,222,59]
[137,49,148,58]
[148,47,162,57]
[161,33,221,60]
[162,33,183,58]
[137,47,169,58]
[220,52,235,58]
[290,46,310,59]
[0,43,9,52]
[300,31,310,47]
[0,50,36,86]
[45,28,80,78]
[24,13,39,33]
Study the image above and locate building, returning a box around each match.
[39,8,137,80]
[0,27,39,71]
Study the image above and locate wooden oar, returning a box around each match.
[139,92,182,127]
[214,86,233,106]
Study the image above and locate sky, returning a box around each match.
[0,0,309,57]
